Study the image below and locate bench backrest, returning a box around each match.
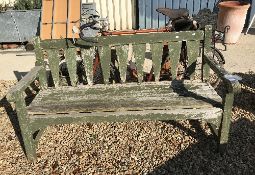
[34,26,212,88]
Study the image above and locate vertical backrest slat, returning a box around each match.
[116,45,129,83]
[151,43,163,82]
[202,25,213,82]
[98,46,111,84]
[65,48,77,86]
[34,38,47,88]
[186,40,200,80]
[133,44,146,83]
[82,47,95,85]
[47,49,60,87]
[169,42,182,80]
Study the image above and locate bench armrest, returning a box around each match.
[203,54,241,94]
[6,66,44,102]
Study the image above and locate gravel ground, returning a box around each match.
[0,73,254,175]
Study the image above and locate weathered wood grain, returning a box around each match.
[47,49,60,87]
[151,43,163,81]
[169,42,182,80]
[82,47,95,85]
[7,66,43,102]
[186,40,200,80]
[133,44,146,83]
[65,48,77,86]
[27,81,222,115]
[40,30,204,49]
[98,46,111,84]
[116,45,129,83]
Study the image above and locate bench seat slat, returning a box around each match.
[27,81,222,117]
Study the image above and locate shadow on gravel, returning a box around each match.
[149,118,255,175]
[233,72,255,116]
[149,73,255,174]
[0,96,26,156]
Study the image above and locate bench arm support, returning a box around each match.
[203,54,241,94]
[6,66,45,102]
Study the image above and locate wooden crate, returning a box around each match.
[40,0,135,40]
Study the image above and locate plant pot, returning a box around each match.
[217,1,250,44]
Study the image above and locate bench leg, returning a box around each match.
[21,128,37,162]
[15,94,37,162]
[218,93,234,154]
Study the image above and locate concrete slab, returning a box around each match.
[0,49,35,80]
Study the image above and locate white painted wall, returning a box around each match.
[82,0,135,30]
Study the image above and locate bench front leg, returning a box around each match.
[203,54,241,153]
[15,92,37,162]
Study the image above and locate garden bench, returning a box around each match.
[6,26,240,161]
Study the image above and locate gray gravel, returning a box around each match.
[0,73,254,174]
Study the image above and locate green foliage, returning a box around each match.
[14,0,42,10]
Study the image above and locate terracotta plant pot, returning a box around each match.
[217,1,250,44]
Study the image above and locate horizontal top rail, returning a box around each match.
[40,30,204,49]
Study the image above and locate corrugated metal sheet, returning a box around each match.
[0,10,41,43]
[83,0,134,31]
[138,0,218,29]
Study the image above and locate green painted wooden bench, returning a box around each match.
[6,26,240,162]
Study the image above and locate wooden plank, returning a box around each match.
[6,66,44,102]
[67,0,80,38]
[116,45,129,83]
[152,0,159,29]
[173,0,180,9]
[52,0,68,39]
[194,0,201,15]
[145,0,152,29]
[82,47,95,85]
[41,0,54,40]
[31,106,222,128]
[158,0,166,28]
[202,25,212,82]
[65,48,77,86]
[169,42,182,80]
[151,43,163,81]
[186,40,200,80]
[28,81,222,114]
[107,0,115,30]
[34,38,47,88]
[139,0,146,29]
[98,46,111,84]
[41,30,204,49]
[187,0,194,16]
[47,49,60,87]
[133,44,146,83]
[200,0,208,9]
